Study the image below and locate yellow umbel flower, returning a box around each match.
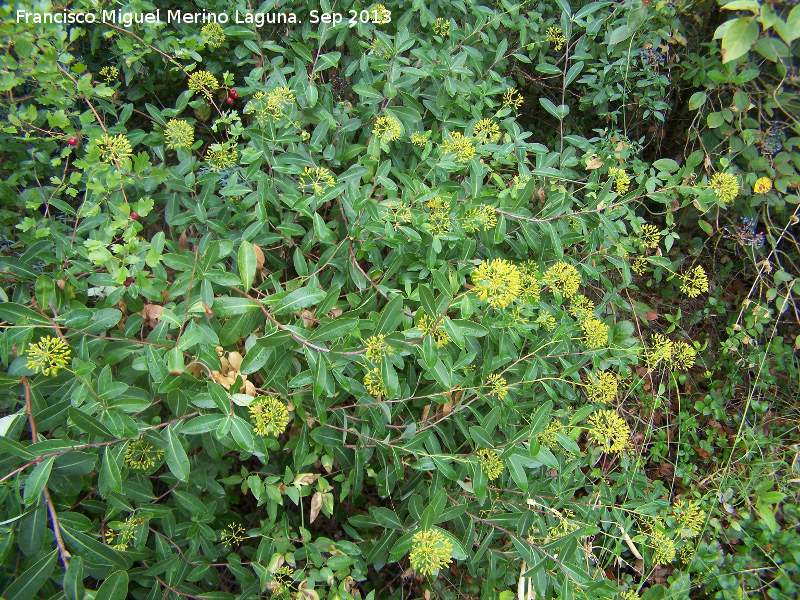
[637,223,661,249]
[503,88,523,110]
[609,166,631,194]
[536,313,556,330]
[441,131,476,163]
[619,589,640,600]
[363,368,387,397]
[678,544,695,565]
[205,146,238,172]
[433,17,450,38]
[650,529,676,565]
[670,341,696,371]
[477,449,504,480]
[409,529,453,576]
[486,373,509,400]
[373,115,401,143]
[26,336,71,376]
[300,167,336,195]
[586,371,618,404]
[546,26,566,51]
[471,259,523,309]
[753,177,772,194]
[164,119,194,150]
[271,566,295,593]
[369,37,392,59]
[587,409,630,453]
[369,4,391,24]
[568,294,595,319]
[417,315,451,348]
[266,87,296,117]
[202,22,226,48]
[631,255,648,275]
[472,119,500,143]
[463,204,497,232]
[220,524,246,547]
[99,66,119,84]
[538,421,565,449]
[365,334,392,362]
[188,70,219,99]
[679,265,708,298]
[425,197,451,237]
[542,262,581,298]
[672,499,705,539]
[125,437,164,471]
[519,262,541,305]
[646,333,673,369]
[709,172,739,205]
[98,134,133,164]
[411,131,430,146]
[581,317,609,349]
[547,510,580,540]
[249,396,290,437]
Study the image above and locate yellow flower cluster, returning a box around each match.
[417,314,451,348]
[568,294,595,319]
[473,119,500,143]
[164,119,194,150]
[265,87,296,117]
[471,258,523,309]
[586,371,618,404]
[441,131,476,163]
[678,544,695,564]
[26,336,71,376]
[125,437,164,471]
[188,70,219,98]
[672,499,705,539]
[249,396,290,437]
[409,529,453,576]
[98,134,133,164]
[202,22,226,48]
[679,265,709,298]
[651,529,676,565]
[645,334,696,371]
[300,167,336,195]
[365,334,392,362]
[609,166,631,194]
[587,409,630,453]
[581,317,609,349]
[363,368,387,397]
[538,421,565,449]
[503,88,523,110]
[709,172,739,205]
[373,115,401,143]
[220,524,246,547]
[105,515,144,551]
[477,449,504,480]
[370,37,392,59]
[463,204,497,232]
[638,223,661,249]
[100,66,119,84]
[631,255,648,275]
[542,262,581,298]
[519,261,541,305]
[753,177,772,194]
[433,17,450,38]
[486,373,509,400]
[425,196,451,237]
[379,199,411,228]
[206,146,238,172]
[547,510,580,540]
[536,312,556,330]
[546,26,567,51]
[369,4,391,24]
[411,131,430,146]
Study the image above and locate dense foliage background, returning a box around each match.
[1,0,799,599]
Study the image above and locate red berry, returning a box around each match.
[229,89,238,99]
[226,96,234,105]
[131,212,139,220]
[124,277,134,287]
[67,137,77,146]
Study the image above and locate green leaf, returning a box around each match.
[99,447,122,495]
[94,571,129,600]
[272,287,326,316]
[377,295,404,335]
[1,548,58,600]
[539,98,569,120]
[688,91,707,110]
[308,317,357,342]
[212,297,260,317]
[370,507,403,529]
[24,455,55,505]
[608,25,633,46]
[238,242,256,291]
[450,319,488,337]
[164,424,190,481]
[469,426,494,448]
[720,17,759,63]
[68,407,113,439]
[352,83,384,100]
[63,556,85,600]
